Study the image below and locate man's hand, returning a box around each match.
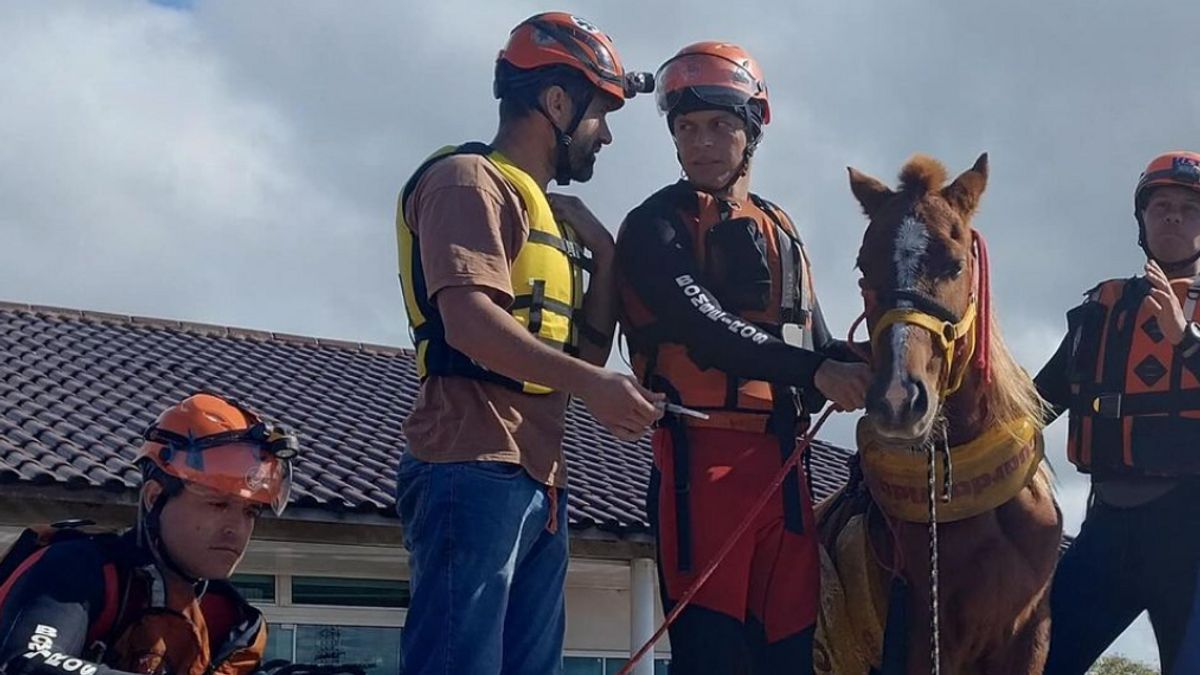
[577,371,665,441]
[547,194,613,258]
[814,360,872,412]
[1145,259,1189,345]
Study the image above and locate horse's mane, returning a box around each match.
[978,309,1049,437]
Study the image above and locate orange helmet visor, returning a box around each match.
[656,53,766,117]
[157,441,292,515]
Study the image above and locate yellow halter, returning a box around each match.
[869,299,978,398]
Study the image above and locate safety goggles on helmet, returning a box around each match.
[655,53,767,117]
[180,481,269,516]
[143,416,297,516]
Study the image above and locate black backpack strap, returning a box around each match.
[0,522,134,663]
[83,531,140,659]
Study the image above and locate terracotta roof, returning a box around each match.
[0,301,854,538]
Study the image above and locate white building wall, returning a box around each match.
[0,527,671,659]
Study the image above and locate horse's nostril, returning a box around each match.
[909,377,929,418]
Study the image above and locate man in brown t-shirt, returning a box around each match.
[394,13,663,675]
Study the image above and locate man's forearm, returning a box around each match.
[441,288,602,395]
[577,252,618,366]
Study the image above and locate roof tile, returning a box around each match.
[0,301,855,537]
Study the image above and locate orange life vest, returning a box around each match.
[0,525,266,675]
[1066,276,1200,477]
[618,182,816,434]
[109,576,267,675]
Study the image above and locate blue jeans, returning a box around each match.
[395,454,568,675]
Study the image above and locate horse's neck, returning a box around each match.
[942,371,988,447]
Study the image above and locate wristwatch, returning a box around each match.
[1179,321,1200,357]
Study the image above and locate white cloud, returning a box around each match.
[0,0,388,342]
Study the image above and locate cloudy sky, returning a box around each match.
[4,0,1198,665]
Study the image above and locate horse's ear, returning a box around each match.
[848,166,893,219]
[942,152,989,218]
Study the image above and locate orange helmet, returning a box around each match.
[655,42,770,125]
[136,392,297,516]
[1135,151,1200,212]
[494,12,648,106]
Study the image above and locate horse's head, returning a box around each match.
[850,153,989,444]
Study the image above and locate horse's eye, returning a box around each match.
[948,261,966,279]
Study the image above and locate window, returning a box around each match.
[265,624,401,674]
[230,574,276,603]
[565,656,603,675]
[291,576,409,608]
[564,656,669,674]
[264,624,294,663]
[605,658,668,675]
[294,625,401,674]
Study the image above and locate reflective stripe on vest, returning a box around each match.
[1066,276,1200,476]
[396,143,586,395]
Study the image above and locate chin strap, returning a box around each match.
[678,140,759,198]
[718,138,759,193]
[138,475,203,587]
[535,87,595,186]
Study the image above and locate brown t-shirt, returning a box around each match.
[401,153,569,488]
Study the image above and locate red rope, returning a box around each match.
[972,230,992,385]
[847,310,872,364]
[616,407,836,675]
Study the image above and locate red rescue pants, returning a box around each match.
[651,426,819,674]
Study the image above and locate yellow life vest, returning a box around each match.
[396,142,587,395]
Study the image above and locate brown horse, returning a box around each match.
[815,154,1062,675]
